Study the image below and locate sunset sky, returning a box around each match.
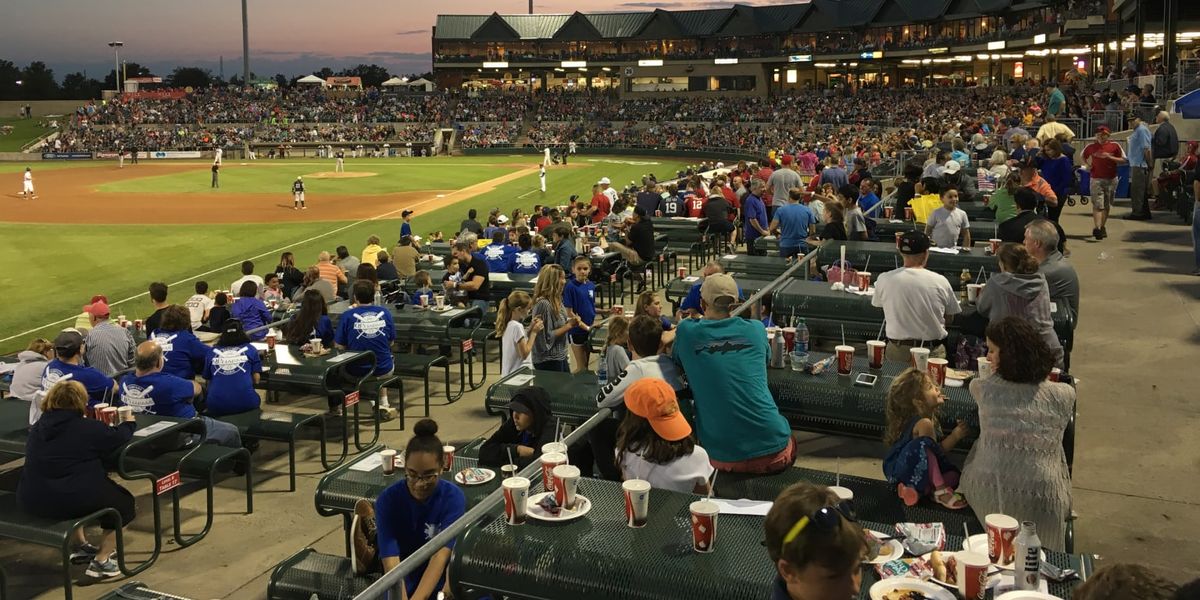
[2,0,777,80]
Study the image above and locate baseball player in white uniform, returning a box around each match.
[568,141,577,154]
[20,168,36,199]
[539,164,546,193]
[292,176,306,210]
[213,147,223,166]
[543,146,551,166]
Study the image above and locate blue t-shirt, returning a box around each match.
[202,344,263,417]
[481,243,515,273]
[661,196,682,217]
[231,297,271,340]
[858,192,881,214]
[672,318,791,463]
[400,222,412,238]
[409,287,435,307]
[40,359,114,407]
[563,278,596,336]
[508,250,541,274]
[334,304,395,376]
[679,282,742,315]
[289,315,335,346]
[120,371,197,417]
[774,203,817,251]
[151,329,212,380]
[742,193,768,242]
[375,479,467,595]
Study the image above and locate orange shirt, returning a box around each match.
[1024,174,1058,204]
[316,262,344,290]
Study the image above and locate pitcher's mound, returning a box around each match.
[305,171,378,179]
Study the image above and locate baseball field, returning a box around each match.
[0,154,688,353]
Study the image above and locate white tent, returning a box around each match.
[381,77,406,87]
[406,77,434,92]
[296,74,325,85]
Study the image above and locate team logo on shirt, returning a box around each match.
[423,522,440,541]
[352,311,388,338]
[211,347,249,375]
[153,333,178,357]
[697,338,753,355]
[120,383,156,414]
[514,252,538,269]
[41,369,73,391]
[484,246,506,260]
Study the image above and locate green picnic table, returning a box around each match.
[817,240,1000,288]
[484,367,599,420]
[874,219,1000,243]
[716,254,793,279]
[449,478,1092,600]
[0,398,29,459]
[664,274,776,307]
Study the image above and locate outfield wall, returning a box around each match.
[0,100,90,118]
[462,146,761,163]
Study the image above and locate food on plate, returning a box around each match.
[536,493,563,516]
[882,590,933,600]
[457,467,489,484]
[945,368,971,380]
[929,551,958,584]
[864,530,884,561]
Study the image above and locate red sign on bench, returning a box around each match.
[155,471,181,495]
[344,391,360,407]
[461,339,474,352]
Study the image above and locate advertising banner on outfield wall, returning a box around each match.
[41,152,93,160]
[143,151,203,159]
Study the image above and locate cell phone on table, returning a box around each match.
[854,373,878,387]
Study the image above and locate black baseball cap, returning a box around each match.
[54,329,84,352]
[898,231,931,255]
[402,210,414,218]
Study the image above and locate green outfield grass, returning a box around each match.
[97,158,525,195]
[0,118,53,152]
[0,154,688,352]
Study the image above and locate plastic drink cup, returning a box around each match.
[866,340,886,369]
[689,500,720,553]
[134,319,143,332]
[985,513,1020,564]
[92,403,110,421]
[611,305,625,317]
[976,356,992,379]
[781,327,796,353]
[117,315,127,327]
[100,406,118,426]
[677,266,687,278]
[117,406,133,423]
[434,294,445,309]
[309,338,323,354]
[540,452,566,493]
[541,442,567,455]
[857,271,871,291]
[622,479,651,528]
[956,551,990,600]
[966,283,983,303]
[500,464,518,479]
[502,477,530,526]
[910,347,931,371]
[884,206,894,219]
[835,345,855,376]
[266,334,276,350]
[442,445,456,471]
[904,207,914,221]
[380,449,397,475]
[895,232,904,248]
[988,238,1002,254]
[927,357,949,386]
[552,464,581,510]
[1048,367,1062,382]
[419,294,429,307]
[829,486,854,501]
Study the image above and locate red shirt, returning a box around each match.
[720,185,739,221]
[1082,141,1123,179]
[686,193,705,218]
[534,216,551,231]
[757,167,775,202]
[590,193,611,224]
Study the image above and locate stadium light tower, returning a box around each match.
[108,41,124,93]
[242,0,251,88]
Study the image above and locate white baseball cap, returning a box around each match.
[942,160,962,175]
[598,177,611,185]
[497,214,509,224]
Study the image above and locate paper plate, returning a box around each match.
[453,468,495,486]
[869,577,955,600]
[962,534,1046,568]
[995,591,1060,600]
[927,551,1001,590]
[868,530,905,564]
[431,305,452,312]
[945,368,972,381]
[526,492,592,522]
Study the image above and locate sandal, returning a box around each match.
[934,487,968,510]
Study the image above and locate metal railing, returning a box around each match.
[730,250,819,320]
[1176,59,1200,99]
[354,407,614,600]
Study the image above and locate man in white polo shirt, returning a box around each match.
[599,177,619,207]
[871,230,961,362]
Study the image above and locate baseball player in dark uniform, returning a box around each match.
[335,149,345,173]
[292,176,306,210]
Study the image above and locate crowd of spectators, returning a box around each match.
[457,123,522,148]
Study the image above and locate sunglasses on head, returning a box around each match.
[782,500,857,548]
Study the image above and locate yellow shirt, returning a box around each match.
[361,244,383,267]
[910,194,942,224]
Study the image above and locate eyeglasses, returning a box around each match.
[405,470,441,484]
[782,500,857,547]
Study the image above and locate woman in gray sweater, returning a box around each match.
[959,317,1074,551]
[530,264,578,372]
[978,243,1063,368]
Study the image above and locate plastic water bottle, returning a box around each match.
[1014,521,1042,590]
[374,290,383,306]
[795,319,810,354]
[597,360,607,387]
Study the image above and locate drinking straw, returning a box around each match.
[791,307,796,327]
[876,320,885,342]
[841,324,846,347]
[964,523,972,552]
[893,255,899,269]
[708,471,718,499]
[556,417,562,444]
[507,447,515,468]
[976,266,986,284]
[836,457,841,487]
[862,256,871,274]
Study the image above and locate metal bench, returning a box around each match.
[97,581,196,599]
[267,547,371,600]
[393,353,451,417]
[0,491,154,600]
[218,409,328,492]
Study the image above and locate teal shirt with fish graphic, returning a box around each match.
[672,317,791,463]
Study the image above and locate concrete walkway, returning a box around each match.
[2,198,1197,598]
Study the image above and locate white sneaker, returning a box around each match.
[86,554,120,578]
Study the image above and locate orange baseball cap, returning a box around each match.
[624,379,691,442]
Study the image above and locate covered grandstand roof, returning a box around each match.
[433,1,1033,42]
